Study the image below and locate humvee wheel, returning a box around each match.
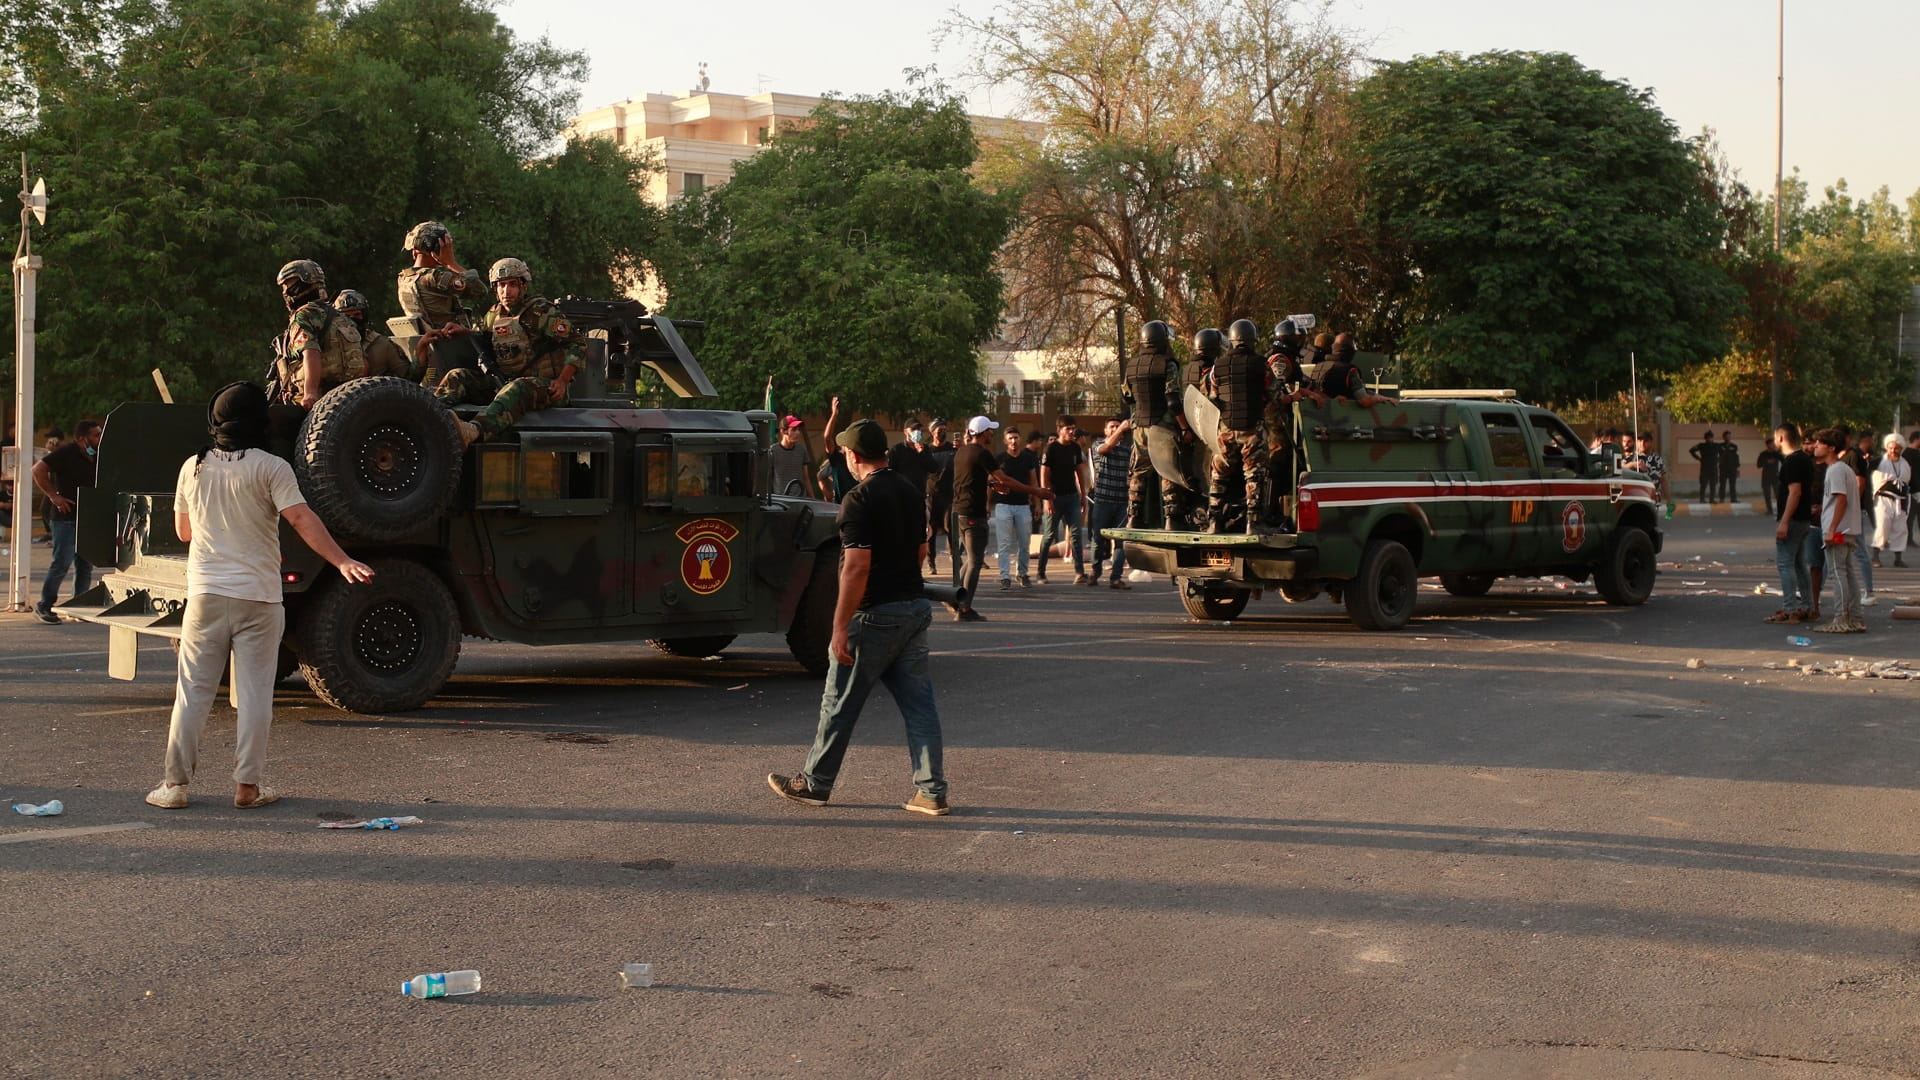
[785,544,840,676]
[1179,578,1250,621]
[296,377,462,543]
[648,635,737,658]
[1594,526,1656,606]
[295,559,461,714]
[1346,538,1416,631]
[1440,572,1496,598]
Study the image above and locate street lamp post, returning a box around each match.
[10,156,46,612]
[1768,0,1784,431]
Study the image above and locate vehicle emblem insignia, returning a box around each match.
[1561,500,1588,553]
[676,518,739,595]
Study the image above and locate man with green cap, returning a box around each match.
[768,418,950,816]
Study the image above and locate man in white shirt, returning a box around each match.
[146,383,374,810]
[1811,427,1865,634]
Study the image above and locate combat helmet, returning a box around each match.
[276,259,328,303]
[489,257,532,285]
[1191,328,1224,358]
[1139,319,1171,353]
[332,289,370,317]
[1228,319,1259,351]
[404,220,452,254]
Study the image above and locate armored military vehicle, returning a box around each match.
[58,301,844,713]
[1107,390,1661,630]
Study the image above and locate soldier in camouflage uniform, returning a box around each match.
[332,289,416,382]
[397,221,487,386]
[1186,327,1223,395]
[434,258,588,447]
[272,260,366,409]
[1205,319,1271,534]
[1264,318,1312,526]
[1121,320,1194,530]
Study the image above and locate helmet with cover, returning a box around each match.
[404,220,452,254]
[489,257,532,285]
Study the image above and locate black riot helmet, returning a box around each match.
[1191,328,1224,360]
[1228,319,1259,352]
[1139,319,1171,353]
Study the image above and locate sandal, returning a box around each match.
[234,786,280,809]
[1763,609,1796,623]
[1813,619,1851,634]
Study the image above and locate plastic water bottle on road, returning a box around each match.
[402,970,481,998]
[1787,635,1813,648]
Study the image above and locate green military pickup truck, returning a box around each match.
[1105,391,1662,630]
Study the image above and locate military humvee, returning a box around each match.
[1105,390,1662,630]
[57,301,843,713]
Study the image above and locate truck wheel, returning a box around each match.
[1179,579,1249,620]
[1594,526,1656,605]
[648,635,737,658]
[295,559,460,714]
[295,377,461,543]
[1440,572,1496,597]
[1346,539,1417,630]
[786,545,840,676]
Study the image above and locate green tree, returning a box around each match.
[1,0,660,423]
[654,85,1011,419]
[1351,51,1739,401]
[954,0,1386,375]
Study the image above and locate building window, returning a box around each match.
[683,173,704,195]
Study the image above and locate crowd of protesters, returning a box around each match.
[1765,421,1920,634]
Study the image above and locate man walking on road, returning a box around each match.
[145,383,375,811]
[1811,428,1865,634]
[768,419,950,816]
[30,419,101,623]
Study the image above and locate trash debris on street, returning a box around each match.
[1793,658,1920,680]
[319,816,424,830]
[619,963,654,988]
[12,800,64,816]
[402,970,481,999]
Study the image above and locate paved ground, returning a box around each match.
[2,517,1917,1078]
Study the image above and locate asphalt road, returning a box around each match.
[2,517,1917,1079]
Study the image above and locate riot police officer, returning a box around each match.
[1186,327,1223,393]
[1121,319,1195,529]
[1205,319,1271,534]
[1264,318,1311,526]
[271,260,366,409]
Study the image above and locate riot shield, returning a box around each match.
[1183,384,1221,484]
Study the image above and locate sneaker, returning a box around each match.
[1072,574,1090,585]
[1034,574,1049,585]
[1018,576,1032,588]
[144,783,188,809]
[998,579,1012,591]
[767,773,829,806]
[1862,593,1879,606]
[1110,579,1131,590]
[958,608,988,622]
[902,791,950,816]
[33,605,59,624]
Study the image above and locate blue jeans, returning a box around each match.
[1037,494,1084,577]
[1774,520,1811,611]
[40,519,93,610]
[1087,498,1127,581]
[992,502,1032,582]
[802,599,945,797]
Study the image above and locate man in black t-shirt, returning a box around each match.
[925,418,957,575]
[768,419,951,816]
[993,427,1044,587]
[946,415,1051,621]
[1036,415,1089,584]
[1768,423,1817,623]
[29,419,102,623]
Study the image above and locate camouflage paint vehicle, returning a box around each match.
[1104,391,1662,630]
[58,302,844,713]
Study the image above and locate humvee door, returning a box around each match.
[471,431,630,624]
[633,433,759,619]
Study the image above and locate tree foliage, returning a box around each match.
[953,0,1387,379]
[1351,51,1740,402]
[1,0,661,423]
[654,86,1011,419]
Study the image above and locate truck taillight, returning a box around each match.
[1296,488,1319,533]
[283,571,302,584]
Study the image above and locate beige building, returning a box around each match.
[565,82,1043,206]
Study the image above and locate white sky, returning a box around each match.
[499,0,1920,201]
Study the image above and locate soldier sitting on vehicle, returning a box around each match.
[1205,319,1273,534]
[397,220,487,386]
[271,260,367,410]
[1121,319,1196,530]
[332,289,416,382]
[1309,333,1393,406]
[433,258,589,448]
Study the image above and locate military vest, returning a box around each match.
[397,266,478,333]
[1125,349,1174,425]
[485,300,566,381]
[276,305,366,402]
[1214,348,1268,431]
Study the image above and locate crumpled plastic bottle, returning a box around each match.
[11,800,63,816]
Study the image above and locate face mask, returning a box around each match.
[85,445,97,456]
[910,430,925,444]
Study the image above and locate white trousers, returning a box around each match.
[163,594,285,787]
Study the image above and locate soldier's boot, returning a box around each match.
[1205,494,1230,534]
